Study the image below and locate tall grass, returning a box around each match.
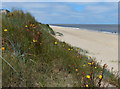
[1,10,119,87]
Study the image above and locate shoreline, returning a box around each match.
[50,25,118,72]
[50,25,118,35]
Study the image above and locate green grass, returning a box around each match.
[1,10,119,87]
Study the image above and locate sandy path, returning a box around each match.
[50,25,118,72]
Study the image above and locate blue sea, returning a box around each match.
[51,24,118,34]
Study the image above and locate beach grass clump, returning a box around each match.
[1,10,119,87]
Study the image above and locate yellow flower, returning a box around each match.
[98,75,102,79]
[86,84,89,87]
[83,64,86,67]
[92,62,94,64]
[68,48,71,51]
[75,69,78,72]
[54,41,58,45]
[88,63,91,65]
[4,29,8,32]
[86,75,90,79]
[30,24,33,27]
[33,40,37,42]
[1,47,5,51]
[25,25,28,27]
[95,67,97,69]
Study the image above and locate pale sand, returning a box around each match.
[50,25,119,72]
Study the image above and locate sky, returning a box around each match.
[2,0,119,2]
[1,2,118,24]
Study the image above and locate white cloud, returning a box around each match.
[2,2,118,24]
[85,6,116,14]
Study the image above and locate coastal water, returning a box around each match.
[51,24,118,34]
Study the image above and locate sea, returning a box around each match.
[51,24,118,34]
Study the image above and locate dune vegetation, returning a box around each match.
[1,10,119,87]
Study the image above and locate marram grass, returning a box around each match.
[1,10,119,87]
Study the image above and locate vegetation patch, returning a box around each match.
[1,10,119,87]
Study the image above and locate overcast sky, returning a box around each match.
[2,2,118,24]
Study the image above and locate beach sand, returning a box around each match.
[50,25,118,72]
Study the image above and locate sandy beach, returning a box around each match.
[50,25,118,72]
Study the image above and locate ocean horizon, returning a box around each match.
[51,24,118,34]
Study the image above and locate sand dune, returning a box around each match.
[50,25,118,72]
